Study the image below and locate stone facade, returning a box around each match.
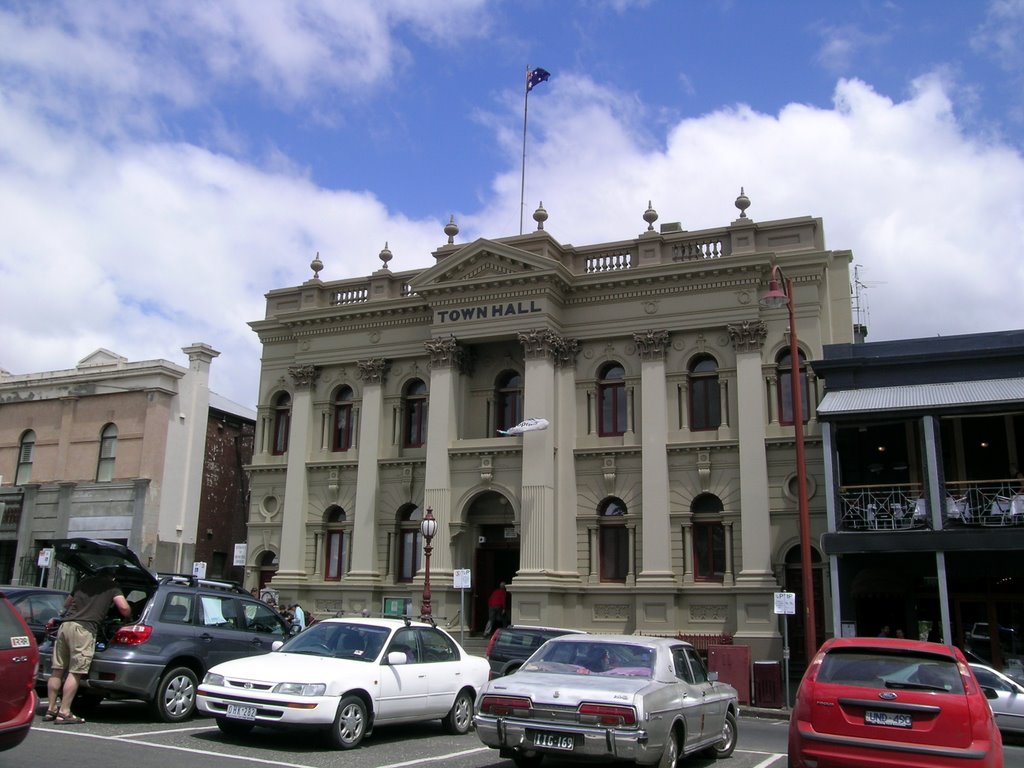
[0,345,254,583]
[248,199,854,660]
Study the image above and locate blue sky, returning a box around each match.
[2,0,1023,408]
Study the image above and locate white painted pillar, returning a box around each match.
[277,363,317,581]
[349,359,388,580]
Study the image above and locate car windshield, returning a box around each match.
[280,622,389,661]
[818,649,965,694]
[523,640,654,679]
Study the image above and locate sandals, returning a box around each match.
[54,712,86,725]
[43,709,59,721]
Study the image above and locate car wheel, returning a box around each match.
[704,710,738,759]
[152,665,198,723]
[327,695,367,749]
[216,717,255,738]
[658,726,679,768]
[441,688,474,734]
[511,751,543,768]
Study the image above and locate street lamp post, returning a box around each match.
[760,265,817,665]
[420,506,438,620]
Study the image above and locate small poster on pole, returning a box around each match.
[453,568,471,589]
[774,591,796,615]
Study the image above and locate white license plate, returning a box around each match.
[865,710,912,728]
[532,731,575,751]
[226,704,257,720]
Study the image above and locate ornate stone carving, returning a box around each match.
[697,450,711,493]
[594,603,630,620]
[727,320,767,353]
[288,365,319,389]
[479,455,493,484]
[517,329,558,359]
[356,358,390,384]
[552,336,580,369]
[603,456,616,497]
[689,603,729,622]
[633,329,670,361]
[424,335,463,370]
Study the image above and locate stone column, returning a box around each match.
[517,329,557,576]
[423,336,462,574]
[727,321,775,583]
[348,359,388,580]
[553,336,582,580]
[634,330,674,584]
[277,363,317,581]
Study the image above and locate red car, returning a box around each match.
[789,637,1003,768]
[0,591,39,752]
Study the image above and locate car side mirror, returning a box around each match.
[707,671,719,683]
[387,651,409,665]
[982,686,999,700]
[289,624,302,636]
[271,640,284,651]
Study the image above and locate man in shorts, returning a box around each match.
[45,568,131,724]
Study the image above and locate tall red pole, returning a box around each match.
[782,272,817,665]
[420,507,435,620]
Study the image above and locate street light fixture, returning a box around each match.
[420,506,438,619]
[760,264,817,666]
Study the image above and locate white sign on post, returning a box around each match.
[37,548,54,568]
[233,543,247,567]
[192,561,207,579]
[774,591,796,615]
[453,568,471,589]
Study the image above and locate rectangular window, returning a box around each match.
[690,379,721,431]
[325,530,348,581]
[693,523,725,581]
[779,373,810,426]
[398,530,421,582]
[599,526,628,582]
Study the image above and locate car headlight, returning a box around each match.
[273,682,327,696]
[203,672,225,686]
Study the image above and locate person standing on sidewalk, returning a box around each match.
[45,567,131,724]
[484,581,507,637]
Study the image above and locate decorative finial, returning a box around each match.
[643,200,658,231]
[378,242,392,269]
[735,187,751,218]
[444,215,459,244]
[310,251,323,279]
[533,202,548,231]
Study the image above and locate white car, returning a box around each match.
[197,616,489,749]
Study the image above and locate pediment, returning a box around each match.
[409,238,563,292]
[77,348,128,368]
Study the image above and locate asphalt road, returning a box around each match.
[6,699,1023,768]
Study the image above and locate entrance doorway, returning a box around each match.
[465,490,519,633]
[474,545,518,633]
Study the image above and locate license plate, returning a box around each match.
[531,731,575,751]
[226,704,257,720]
[865,710,912,728]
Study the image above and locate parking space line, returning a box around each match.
[32,729,319,768]
[376,746,490,768]
[111,725,214,738]
[749,755,787,768]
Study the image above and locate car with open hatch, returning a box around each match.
[789,636,1004,768]
[196,615,490,749]
[474,633,738,768]
[0,590,38,753]
[36,538,291,722]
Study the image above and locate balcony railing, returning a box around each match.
[838,479,1024,532]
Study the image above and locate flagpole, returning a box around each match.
[520,65,530,235]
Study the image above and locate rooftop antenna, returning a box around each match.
[851,264,884,341]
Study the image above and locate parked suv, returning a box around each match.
[37,538,291,722]
[484,624,585,678]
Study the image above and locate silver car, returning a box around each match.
[970,662,1024,735]
[474,634,738,768]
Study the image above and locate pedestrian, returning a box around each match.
[46,567,131,724]
[484,581,507,637]
[292,602,306,631]
[877,625,890,637]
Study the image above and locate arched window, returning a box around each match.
[96,423,118,481]
[691,493,725,582]
[15,430,35,485]
[689,355,721,431]
[598,497,628,582]
[332,386,354,452]
[403,379,428,448]
[777,349,810,426]
[272,393,291,455]
[598,363,627,436]
[495,371,523,433]
[396,504,423,582]
[324,506,350,581]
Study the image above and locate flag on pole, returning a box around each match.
[527,67,550,92]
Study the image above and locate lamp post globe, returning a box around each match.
[420,507,437,619]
